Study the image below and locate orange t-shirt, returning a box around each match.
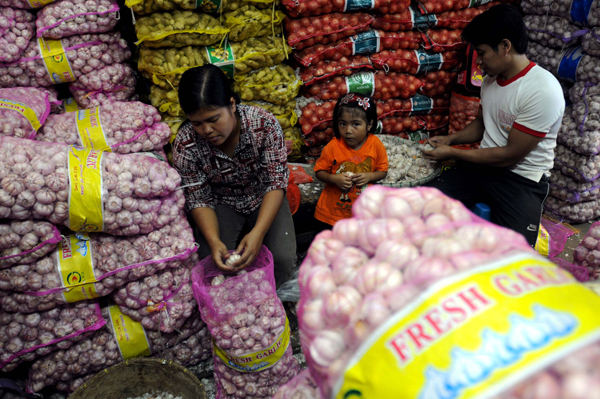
[314,135,389,225]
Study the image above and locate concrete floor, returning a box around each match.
[556,221,593,263]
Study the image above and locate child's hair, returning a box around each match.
[178,64,241,115]
[332,93,378,139]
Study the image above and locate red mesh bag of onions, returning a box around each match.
[0,31,131,88]
[0,136,185,236]
[110,255,198,333]
[67,64,138,109]
[0,7,35,64]
[272,369,321,399]
[0,216,198,314]
[380,113,449,135]
[418,70,458,98]
[192,246,301,399]
[36,0,120,39]
[282,0,409,19]
[298,55,374,87]
[36,101,172,154]
[285,13,374,50]
[26,304,212,393]
[0,87,52,139]
[0,220,61,269]
[297,185,600,399]
[0,301,105,372]
[370,49,463,75]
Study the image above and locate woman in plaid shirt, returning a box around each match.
[173,65,296,286]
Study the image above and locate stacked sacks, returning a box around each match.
[288,0,499,157]
[130,0,295,156]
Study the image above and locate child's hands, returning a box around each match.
[334,173,353,191]
[351,173,370,187]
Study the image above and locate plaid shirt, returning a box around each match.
[173,105,289,215]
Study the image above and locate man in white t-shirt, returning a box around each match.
[423,4,565,246]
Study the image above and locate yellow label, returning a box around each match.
[67,147,104,233]
[27,0,55,7]
[0,98,42,132]
[535,224,550,257]
[125,0,143,6]
[63,98,80,113]
[214,317,291,373]
[57,233,100,303]
[335,252,600,399]
[108,304,152,360]
[38,37,75,85]
[75,108,110,152]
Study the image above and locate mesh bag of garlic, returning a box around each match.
[297,185,600,399]
[376,135,440,187]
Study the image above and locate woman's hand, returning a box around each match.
[210,240,234,272]
[333,173,353,191]
[232,230,265,270]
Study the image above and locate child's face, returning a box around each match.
[338,109,372,150]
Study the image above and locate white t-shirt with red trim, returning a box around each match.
[480,61,565,182]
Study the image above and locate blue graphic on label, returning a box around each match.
[351,30,380,55]
[418,305,577,399]
[410,5,438,30]
[345,0,375,11]
[410,94,434,114]
[414,50,444,73]
[570,0,594,25]
[558,46,584,82]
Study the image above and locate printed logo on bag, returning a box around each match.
[206,42,235,78]
[345,72,376,97]
[63,98,80,113]
[351,31,381,55]
[75,108,110,151]
[558,46,585,82]
[410,4,437,30]
[570,0,594,25]
[68,147,104,233]
[334,252,600,399]
[214,317,291,373]
[108,304,152,360]
[414,50,444,74]
[410,94,434,115]
[38,38,75,85]
[57,233,99,303]
[345,0,375,12]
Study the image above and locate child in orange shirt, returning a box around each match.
[314,93,389,226]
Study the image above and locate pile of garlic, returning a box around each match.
[376,135,438,184]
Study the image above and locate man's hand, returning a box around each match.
[210,240,233,272]
[428,136,454,147]
[233,230,264,271]
[351,173,370,186]
[422,139,456,161]
[333,173,353,191]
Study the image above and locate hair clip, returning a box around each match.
[340,93,370,111]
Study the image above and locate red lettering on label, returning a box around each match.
[441,297,468,324]
[406,323,433,349]
[61,237,72,259]
[424,308,449,335]
[494,275,522,296]
[389,337,411,363]
[457,286,491,312]
[515,272,540,291]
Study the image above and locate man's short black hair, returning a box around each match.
[462,4,528,54]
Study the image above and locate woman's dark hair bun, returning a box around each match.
[178,65,241,115]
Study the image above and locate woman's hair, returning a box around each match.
[462,4,528,54]
[178,65,241,115]
[332,93,378,139]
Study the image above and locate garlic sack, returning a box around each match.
[0,301,105,372]
[68,64,138,109]
[37,101,171,154]
[36,0,120,39]
[0,136,184,236]
[377,135,438,185]
[272,369,322,399]
[0,216,197,313]
[26,307,212,393]
[0,87,53,139]
[0,220,61,268]
[192,247,301,398]
[0,7,35,63]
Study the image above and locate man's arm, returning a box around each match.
[429,108,485,147]
[423,126,543,167]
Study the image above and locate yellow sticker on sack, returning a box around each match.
[57,233,100,303]
[334,252,600,399]
[108,304,152,360]
[0,98,42,132]
[38,37,75,84]
[68,147,104,233]
[75,108,110,151]
[63,98,80,113]
[535,224,550,257]
[214,317,291,373]
[27,0,56,7]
